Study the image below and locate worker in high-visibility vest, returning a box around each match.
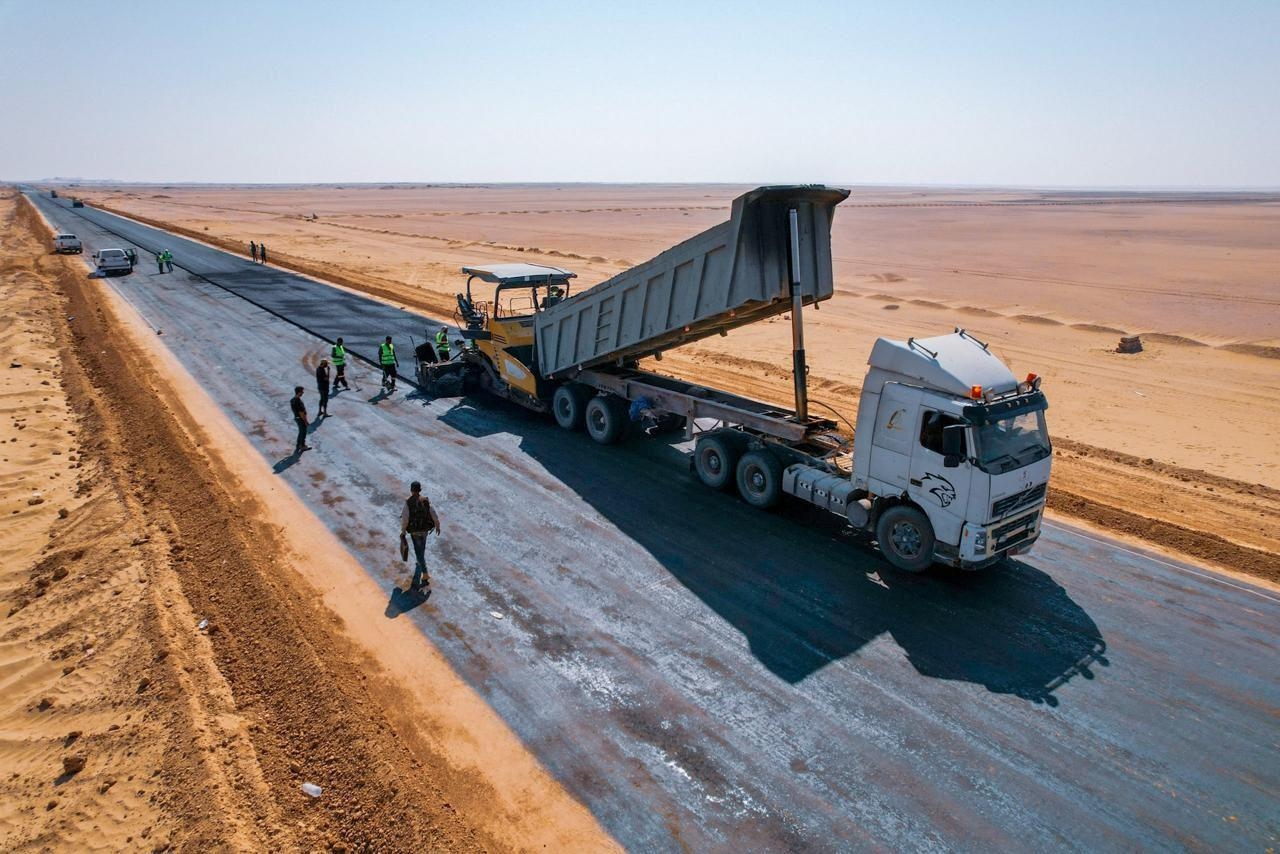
[379,336,398,391]
[330,337,350,391]
[434,327,451,362]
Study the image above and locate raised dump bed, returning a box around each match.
[534,185,849,378]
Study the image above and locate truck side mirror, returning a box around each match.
[942,424,965,468]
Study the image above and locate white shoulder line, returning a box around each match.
[1043,520,1280,606]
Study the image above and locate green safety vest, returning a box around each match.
[435,329,450,352]
[331,344,345,366]
[379,342,396,365]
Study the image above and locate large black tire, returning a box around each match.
[552,384,590,431]
[735,449,783,509]
[693,432,744,491]
[584,396,628,445]
[875,505,936,573]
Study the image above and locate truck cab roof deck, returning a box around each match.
[867,332,1020,399]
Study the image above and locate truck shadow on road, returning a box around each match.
[439,396,1107,705]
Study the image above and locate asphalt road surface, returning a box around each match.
[26,190,1280,851]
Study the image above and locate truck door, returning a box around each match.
[868,383,922,494]
[909,409,972,547]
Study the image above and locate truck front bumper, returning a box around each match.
[958,505,1044,565]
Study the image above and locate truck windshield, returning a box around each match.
[974,409,1051,473]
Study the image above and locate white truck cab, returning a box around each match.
[54,233,82,254]
[93,248,134,275]
[850,330,1051,570]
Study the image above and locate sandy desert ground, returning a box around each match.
[0,191,613,850]
[72,183,1280,579]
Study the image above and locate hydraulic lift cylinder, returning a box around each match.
[788,207,809,422]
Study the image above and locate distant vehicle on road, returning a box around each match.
[49,190,58,198]
[72,199,84,208]
[93,248,133,275]
[53,233,82,254]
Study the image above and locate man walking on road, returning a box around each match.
[379,335,398,391]
[315,358,331,417]
[289,386,311,456]
[161,249,174,273]
[259,244,268,265]
[155,251,164,274]
[435,326,451,362]
[399,481,441,590]
[250,241,258,263]
[331,338,350,391]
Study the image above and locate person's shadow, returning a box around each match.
[273,453,300,473]
[308,414,327,433]
[385,584,430,617]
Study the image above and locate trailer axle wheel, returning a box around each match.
[552,384,591,431]
[694,432,743,491]
[735,449,783,509]
[584,395,628,445]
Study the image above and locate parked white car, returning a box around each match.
[93,248,133,274]
[53,233,82,254]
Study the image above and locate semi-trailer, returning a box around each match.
[419,186,1051,572]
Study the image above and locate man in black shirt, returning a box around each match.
[289,386,311,456]
[315,359,331,417]
[399,481,441,589]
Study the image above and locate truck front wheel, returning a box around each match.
[584,395,628,445]
[552,384,590,431]
[875,505,936,573]
[736,449,783,509]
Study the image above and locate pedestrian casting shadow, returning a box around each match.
[272,453,300,473]
[385,585,430,618]
[438,392,1107,705]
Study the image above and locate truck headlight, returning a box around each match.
[973,530,988,551]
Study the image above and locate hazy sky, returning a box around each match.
[1,0,1276,186]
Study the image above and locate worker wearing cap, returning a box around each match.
[330,337,350,391]
[434,326,451,362]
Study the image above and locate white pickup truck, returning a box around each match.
[93,248,134,275]
[53,233,82,254]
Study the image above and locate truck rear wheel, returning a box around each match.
[552,384,590,431]
[584,395,628,445]
[875,505,935,573]
[736,449,783,509]
[693,432,743,491]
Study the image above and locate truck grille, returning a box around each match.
[992,483,1046,519]
[992,512,1038,551]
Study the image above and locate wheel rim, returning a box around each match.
[588,408,605,433]
[890,520,923,557]
[746,465,765,495]
[705,450,722,475]
[555,396,570,420]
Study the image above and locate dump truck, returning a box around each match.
[420,185,1051,571]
